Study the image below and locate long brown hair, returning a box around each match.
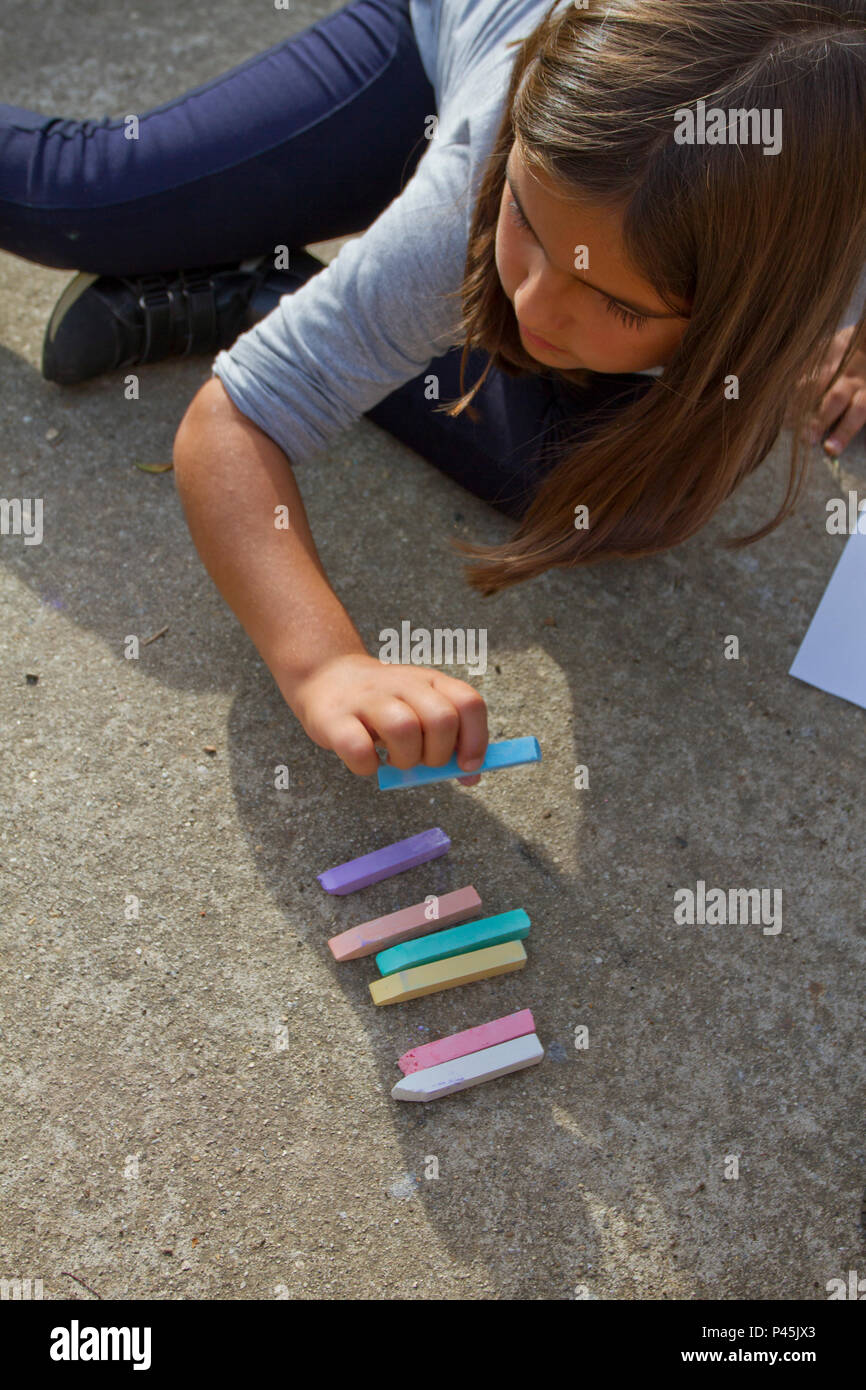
[440,0,866,595]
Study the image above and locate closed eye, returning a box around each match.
[508,195,532,233]
[507,196,649,331]
[604,298,649,331]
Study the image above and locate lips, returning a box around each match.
[519,322,565,353]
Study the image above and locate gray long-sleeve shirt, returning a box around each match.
[210,0,554,464]
[211,0,661,465]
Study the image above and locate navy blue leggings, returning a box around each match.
[0,0,651,517]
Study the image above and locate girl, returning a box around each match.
[3,1,866,785]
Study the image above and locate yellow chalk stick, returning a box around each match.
[369,939,527,1005]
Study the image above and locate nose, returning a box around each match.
[516,263,570,336]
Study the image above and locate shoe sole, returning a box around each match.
[44,271,101,343]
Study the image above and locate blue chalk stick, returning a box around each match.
[377,737,541,791]
[375,909,530,976]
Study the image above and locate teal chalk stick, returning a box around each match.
[377,736,541,790]
[375,909,530,976]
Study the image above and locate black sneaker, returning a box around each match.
[41,250,326,385]
[244,249,327,324]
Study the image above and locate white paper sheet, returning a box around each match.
[789,524,866,710]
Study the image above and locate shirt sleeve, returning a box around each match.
[210,134,473,467]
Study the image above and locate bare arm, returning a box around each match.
[173,376,366,698]
[172,377,488,780]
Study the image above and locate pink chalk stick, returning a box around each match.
[328,885,482,962]
[397,1008,536,1075]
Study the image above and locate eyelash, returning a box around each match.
[507,195,649,331]
[604,299,649,332]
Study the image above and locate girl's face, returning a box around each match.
[495,142,692,373]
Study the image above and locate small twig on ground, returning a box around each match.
[60,1271,102,1299]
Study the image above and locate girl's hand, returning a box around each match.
[289,653,489,786]
[789,324,866,457]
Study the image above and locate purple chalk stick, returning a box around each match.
[317,827,450,895]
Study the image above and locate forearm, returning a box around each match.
[172,378,366,703]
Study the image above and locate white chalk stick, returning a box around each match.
[390,1032,544,1102]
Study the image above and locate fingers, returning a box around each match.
[371,677,488,786]
[806,376,853,445]
[790,327,849,433]
[332,699,428,777]
[799,327,852,395]
[800,329,866,454]
[363,697,424,772]
[314,663,490,786]
[821,386,866,458]
[429,671,489,774]
[365,674,488,780]
[398,685,460,768]
[794,364,842,437]
[328,714,382,778]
